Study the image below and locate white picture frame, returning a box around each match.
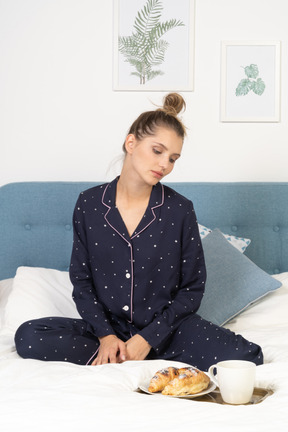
[113,0,195,91]
[220,41,281,122]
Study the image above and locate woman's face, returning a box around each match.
[125,126,183,185]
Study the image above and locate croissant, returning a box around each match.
[177,366,201,376]
[162,367,210,396]
[148,367,179,393]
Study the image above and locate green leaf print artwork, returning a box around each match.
[244,64,259,79]
[235,64,266,96]
[118,0,184,85]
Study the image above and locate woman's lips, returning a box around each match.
[151,170,163,179]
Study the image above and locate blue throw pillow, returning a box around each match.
[197,229,282,326]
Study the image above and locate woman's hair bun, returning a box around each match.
[123,92,187,152]
[162,93,186,116]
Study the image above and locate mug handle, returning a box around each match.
[208,364,219,387]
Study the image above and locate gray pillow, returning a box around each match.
[197,229,282,326]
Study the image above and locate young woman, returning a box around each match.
[15,93,263,370]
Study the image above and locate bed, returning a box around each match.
[0,181,288,431]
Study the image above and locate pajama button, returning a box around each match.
[126,273,131,279]
[123,305,129,311]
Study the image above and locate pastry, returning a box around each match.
[148,367,179,393]
[162,367,210,396]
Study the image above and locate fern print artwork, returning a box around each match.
[235,64,266,97]
[118,0,184,85]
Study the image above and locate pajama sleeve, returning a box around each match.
[69,195,116,338]
[138,201,206,349]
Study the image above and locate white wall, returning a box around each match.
[1,0,288,186]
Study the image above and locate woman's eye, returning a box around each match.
[153,148,161,155]
[169,158,176,164]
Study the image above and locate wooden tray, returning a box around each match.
[137,386,273,405]
[193,387,273,405]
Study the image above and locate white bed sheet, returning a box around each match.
[0,274,288,432]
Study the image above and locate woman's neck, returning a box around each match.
[117,169,152,204]
[116,172,152,237]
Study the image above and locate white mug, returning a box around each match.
[208,360,256,404]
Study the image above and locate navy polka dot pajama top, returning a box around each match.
[15,177,263,370]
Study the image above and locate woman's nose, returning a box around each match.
[159,155,168,169]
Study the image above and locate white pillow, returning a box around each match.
[4,267,80,332]
[198,223,251,252]
[0,278,13,328]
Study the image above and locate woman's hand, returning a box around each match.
[92,335,127,365]
[125,334,151,361]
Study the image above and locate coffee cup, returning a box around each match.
[208,360,256,404]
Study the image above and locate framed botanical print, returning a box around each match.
[221,41,281,122]
[113,0,195,91]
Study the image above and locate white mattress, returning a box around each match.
[0,274,288,431]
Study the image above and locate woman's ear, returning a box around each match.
[124,134,136,154]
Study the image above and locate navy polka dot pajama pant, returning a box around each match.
[15,314,263,371]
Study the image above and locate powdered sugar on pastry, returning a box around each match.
[162,367,210,396]
[148,366,210,396]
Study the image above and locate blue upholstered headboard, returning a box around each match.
[1,181,288,280]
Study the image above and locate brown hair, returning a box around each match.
[123,93,186,153]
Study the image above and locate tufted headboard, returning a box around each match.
[1,181,288,280]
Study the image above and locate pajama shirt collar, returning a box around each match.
[101,177,165,240]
